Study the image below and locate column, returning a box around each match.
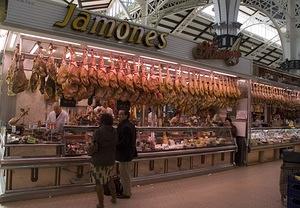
[212,0,241,48]
[281,0,300,75]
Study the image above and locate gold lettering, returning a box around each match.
[144,31,157,47]
[71,11,91,32]
[156,33,168,49]
[115,22,130,40]
[128,26,145,44]
[89,17,116,38]
[54,6,168,48]
[54,3,76,28]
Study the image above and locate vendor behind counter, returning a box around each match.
[46,103,69,133]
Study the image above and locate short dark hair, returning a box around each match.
[100,113,113,126]
[225,117,232,123]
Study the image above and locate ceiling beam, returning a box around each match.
[171,9,194,33]
[245,43,264,56]
[193,22,213,40]
[82,3,110,9]
[77,0,83,8]
[268,57,281,65]
[241,37,250,44]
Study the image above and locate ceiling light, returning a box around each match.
[20,33,80,46]
[140,56,178,65]
[29,43,39,54]
[0,30,8,51]
[213,71,237,77]
[87,45,135,56]
[66,52,70,59]
[9,33,17,48]
[75,51,100,58]
[181,64,211,72]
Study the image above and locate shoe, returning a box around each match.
[96,204,104,208]
[116,194,131,199]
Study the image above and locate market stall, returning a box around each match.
[0,0,252,202]
[247,66,300,165]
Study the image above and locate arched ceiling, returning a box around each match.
[58,0,293,68]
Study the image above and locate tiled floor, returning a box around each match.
[1,161,283,208]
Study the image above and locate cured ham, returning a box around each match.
[7,44,247,110]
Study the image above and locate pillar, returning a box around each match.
[280,0,300,75]
[212,0,241,48]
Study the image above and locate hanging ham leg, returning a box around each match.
[6,45,19,96]
[89,49,99,87]
[45,44,57,101]
[12,54,29,94]
[62,47,79,100]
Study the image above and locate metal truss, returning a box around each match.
[241,0,287,31]
[127,0,211,25]
[246,34,280,59]
[171,7,201,34]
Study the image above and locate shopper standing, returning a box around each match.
[225,117,244,166]
[90,113,118,208]
[116,110,137,199]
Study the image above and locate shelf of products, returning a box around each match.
[247,127,300,165]
[63,125,95,156]
[250,128,300,147]
[136,126,234,153]
[61,125,236,157]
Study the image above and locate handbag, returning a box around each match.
[103,175,123,196]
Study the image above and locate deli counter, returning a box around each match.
[247,127,300,164]
[0,125,237,202]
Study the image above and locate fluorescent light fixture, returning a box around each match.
[30,43,39,54]
[9,33,17,48]
[20,33,80,46]
[0,29,8,51]
[87,45,135,56]
[213,71,237,77]
[66,52,70,59]
[140,56,178,65]
[181,64,211,72]
[48,48,56,54]
[75,51,100,58]
[75,52,82,56]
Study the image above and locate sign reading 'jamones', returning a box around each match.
[54,3,168,49]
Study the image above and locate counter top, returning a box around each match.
[251,127,300,130]
[0,145,237,168]
[5,143,64,147]
[250,141,300,150]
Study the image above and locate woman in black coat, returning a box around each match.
[91,113,117,208]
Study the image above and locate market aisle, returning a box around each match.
[0,161,282,208]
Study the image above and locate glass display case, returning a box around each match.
[62,126,236,156]
[136,127,235,154]
[63,125,97,156]
[248,128,300,165]
[250,128,300,147]
[0,125,237,202]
